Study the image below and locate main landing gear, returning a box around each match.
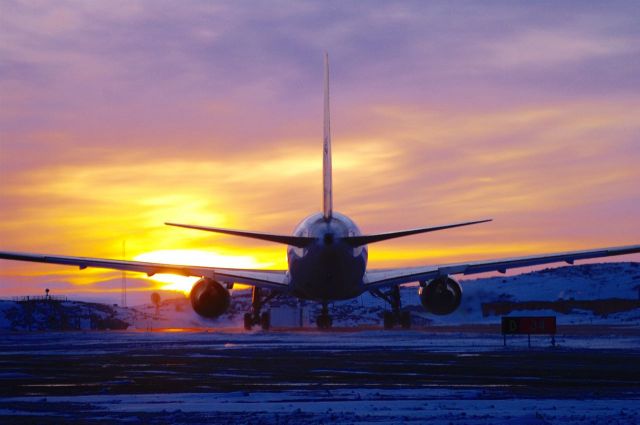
[316,301,332,329]
[244,287,278,331]
[372,285,411,329]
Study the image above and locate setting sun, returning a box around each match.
[134,250,273,294]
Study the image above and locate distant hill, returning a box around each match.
[1,262,639,330]
[0,299,147,331]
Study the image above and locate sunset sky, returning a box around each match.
[1,1,639,305]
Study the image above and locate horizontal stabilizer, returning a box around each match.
[344,219,492,247]
[165,222,315,248]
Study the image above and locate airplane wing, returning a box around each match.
[0,251,288,290]
[364,243,640,290]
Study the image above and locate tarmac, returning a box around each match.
[1,326,639,424]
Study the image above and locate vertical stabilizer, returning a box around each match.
[323,52,333,221]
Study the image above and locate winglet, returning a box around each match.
[323,52,333,221]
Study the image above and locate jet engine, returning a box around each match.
[418,275,462,315]
[189,278,230,318]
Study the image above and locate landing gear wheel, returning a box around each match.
[316,314,332,329]
[316,302,332,329]
[383,311,395,329]
[244,313,253,330]
[374,285,407,330]
[243,287,279,332]
[260,312,271,330]
[399,311,411,329]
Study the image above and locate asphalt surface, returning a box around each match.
[1,327,639,424]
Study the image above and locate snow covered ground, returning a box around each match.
[3,263,637,423]
[0,330,638,424]
[3,389,638,424]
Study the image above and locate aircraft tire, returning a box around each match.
[316,314,332,329]
[383,311,395,329]
[399,311,411,329]
[260,312,271,330]
[244,313,253,330]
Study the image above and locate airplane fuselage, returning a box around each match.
[287,211,367,301]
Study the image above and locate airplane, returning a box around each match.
[1,53,639,330]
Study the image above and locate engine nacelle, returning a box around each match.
[189,278,230,318]
[418,275,462,315]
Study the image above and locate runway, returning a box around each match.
[1,327,639,424]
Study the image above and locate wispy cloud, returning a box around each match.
[482,29,635,68]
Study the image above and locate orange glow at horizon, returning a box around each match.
[134,250,276,294]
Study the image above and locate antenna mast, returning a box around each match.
[121,240,127,307]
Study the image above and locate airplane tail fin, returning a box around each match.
[323,52,333,221]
